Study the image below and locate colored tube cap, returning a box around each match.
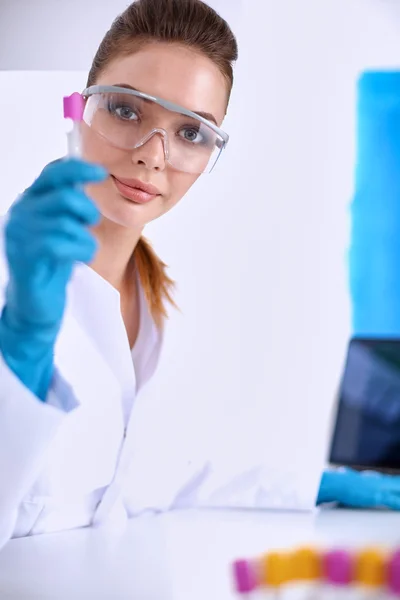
[323,550,353,586]
[354,548,386,588]
[291,547,322,581]
[232,559,258,594]
[261,551,291,587]
[387,549,400,594]
[63,92,84,122]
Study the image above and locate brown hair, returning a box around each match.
[87,0,238,328]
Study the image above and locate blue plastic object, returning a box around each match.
[350,70,400,337]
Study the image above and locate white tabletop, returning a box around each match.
[1,508,400,599]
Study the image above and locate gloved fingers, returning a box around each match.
[28,231,98,264]
[6,211,98,245]
[348,494,376,509]
[363,472,400,493]
[384,473,400,492]
[6,216,98,264]
[28,158,108,195]
[10,187,101,227]
[378,492,400,511]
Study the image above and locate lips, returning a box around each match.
[111,176,161,204]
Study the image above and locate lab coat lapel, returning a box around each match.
[55,263,137,424]
[53,300,123,414]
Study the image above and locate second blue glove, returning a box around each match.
[317,469,400,510]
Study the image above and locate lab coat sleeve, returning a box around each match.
[0,352,79,548]
[0,215,80,548]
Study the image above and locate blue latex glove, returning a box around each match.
[0,158,108,401]
[317,469,400,510]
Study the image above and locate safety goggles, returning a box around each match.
[81,85,229,174]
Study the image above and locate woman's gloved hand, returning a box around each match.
[0,158,108,401]
[317,468,400,510]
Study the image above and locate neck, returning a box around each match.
[89,218,143,292]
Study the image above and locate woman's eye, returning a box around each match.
[116,106,138,120]
[110,104,138,121]
[179,127,203,144]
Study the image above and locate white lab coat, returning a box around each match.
[0,215,321,550]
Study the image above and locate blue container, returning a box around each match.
[350,70,400,337]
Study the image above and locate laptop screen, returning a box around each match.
[329,338,400,470]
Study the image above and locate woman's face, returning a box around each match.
[82,43,228,230]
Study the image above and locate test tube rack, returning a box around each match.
[232,545,400,598]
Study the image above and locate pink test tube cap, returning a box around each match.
[63,92,84,121]
[387,550,400,594]
[323,550,353,586]
[232,559,258,594]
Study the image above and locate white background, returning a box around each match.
[1,0,400,503]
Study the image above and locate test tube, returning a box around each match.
[353,548,387,600]
[387,549,400,599]
[63,92,84,157]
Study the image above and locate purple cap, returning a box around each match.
[387,550,400,594]
[323,550,353,586]
[232,559,258,594]
[63,92,84,122]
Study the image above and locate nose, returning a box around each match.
[132,130,166,172]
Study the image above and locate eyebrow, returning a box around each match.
[113,82,218,125]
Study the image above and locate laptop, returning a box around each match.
[329,337,400,474]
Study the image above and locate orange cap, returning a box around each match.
[260,551,291,587]
[290,547,322,581]
[354,548,386,588]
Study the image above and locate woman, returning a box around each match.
[0,0,257,546]
[0,0,399,550]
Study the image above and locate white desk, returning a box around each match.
[1,508,400,599]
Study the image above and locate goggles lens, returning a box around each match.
[83,90,226,174]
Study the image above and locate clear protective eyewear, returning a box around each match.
[81,85,229,174]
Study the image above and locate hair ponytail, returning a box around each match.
[134,236,177,328]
